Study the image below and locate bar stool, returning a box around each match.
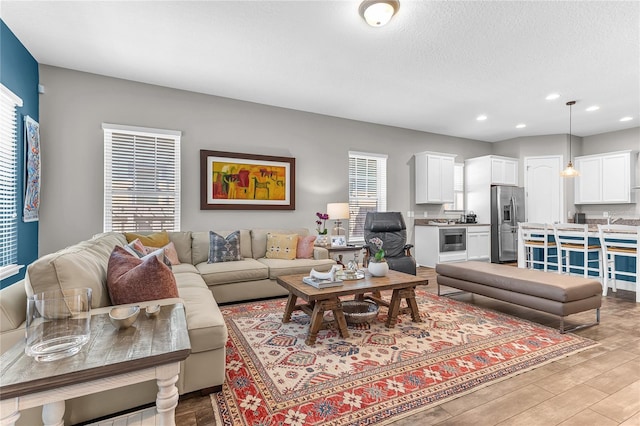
[518,223,558,272]
[598,224,639,302]
[553,223,602,281]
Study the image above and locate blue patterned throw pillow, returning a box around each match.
[208,230,243,263]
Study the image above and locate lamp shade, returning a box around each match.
[327,203,350,220]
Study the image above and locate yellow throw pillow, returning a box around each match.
[124,230,170,248]
[265,233,298,260]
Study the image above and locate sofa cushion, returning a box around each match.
[296,235,317,259]
[171,263,199,275]
[208,231,243,263]
[174,270,209,290]
[124,230,170,247]
[192,230,252,264]
[196,258,269,286]
[257,258,335,279]
[168,231,192,264]
[107,246,179,305]
[0,280,27,333]
[25,232,126,308]
[265,233,298,260]
[177,286,227,353]
[251,228,310,259]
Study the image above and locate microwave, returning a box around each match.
[439,228,467,253]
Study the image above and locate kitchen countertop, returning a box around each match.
[414,219,490,227]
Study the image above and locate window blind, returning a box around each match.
[0,84,23,275]
[103,123,181,233]
[348,151,387,242]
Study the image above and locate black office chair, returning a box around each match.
[363,212,416,275]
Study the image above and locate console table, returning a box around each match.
[0,303,191,426]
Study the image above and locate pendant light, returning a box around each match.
[560,100,580,178]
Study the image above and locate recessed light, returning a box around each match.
[586,105,600,112]
[545,93,560,100]
[516,123,526,129]
[620,116,633,122]
[476,115,487,121]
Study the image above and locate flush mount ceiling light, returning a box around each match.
[359,0,400,27]
[545,93,560,101]
[585,105,600,112]
[516,123,527,129]
[620,116,633,122]
[561,100,580,178]
[476,114,488,121]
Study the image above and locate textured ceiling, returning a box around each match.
[1,1,639,142]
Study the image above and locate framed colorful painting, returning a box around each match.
[200,150,295,210]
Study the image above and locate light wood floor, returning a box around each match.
[175,267,640,426]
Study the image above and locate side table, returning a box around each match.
[0,303,190,426]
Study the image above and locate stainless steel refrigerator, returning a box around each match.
[491,185,525,263]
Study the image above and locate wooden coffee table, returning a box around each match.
[0,303,190,426]
[276,270,428,345]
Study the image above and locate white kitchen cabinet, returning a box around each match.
[574,150,636,204]
[491,157,518,186]
[467,225,491,261]
[415,151,456,204]
[465,155,519,224]
[415,224,490,267]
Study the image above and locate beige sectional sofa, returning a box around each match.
[0,227,334,425]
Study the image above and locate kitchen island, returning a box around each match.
[516,222,639,297]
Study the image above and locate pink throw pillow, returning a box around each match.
[146,241,181,265]
[107,246,178,305]
[296,235,317,259]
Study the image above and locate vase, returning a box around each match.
[368,261,389,277]
[315,234,329,247]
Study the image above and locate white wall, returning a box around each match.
[38,65,491,254]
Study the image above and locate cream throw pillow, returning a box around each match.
[265,233,298,260]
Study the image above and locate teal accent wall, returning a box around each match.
[0,20,39,288]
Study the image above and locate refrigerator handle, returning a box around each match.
[511,196,517,229]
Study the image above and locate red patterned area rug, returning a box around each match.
[212,289,597,425]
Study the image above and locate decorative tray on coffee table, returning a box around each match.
[336,270,365,280]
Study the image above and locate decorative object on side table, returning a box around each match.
[109,306,141,330]
[315,211,329,246]
[25,288,92,362]
[367,236,389,276]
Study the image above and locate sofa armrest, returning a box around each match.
[313,246,330,260]
[0,280,27,333]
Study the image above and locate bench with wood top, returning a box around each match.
[435,261,602,333]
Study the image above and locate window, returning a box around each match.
[103,123,181,233]
[348,151,387,242]
[0,84,23,279]
[444,163,464,211]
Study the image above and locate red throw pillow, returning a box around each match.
[296,235,317,259]
[107,246,178,305]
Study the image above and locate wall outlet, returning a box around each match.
[406,211,414,218]
[423,212,429,218]
[603,211,609,218]
[568,211,573,219]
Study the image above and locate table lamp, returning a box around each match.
[327,202,350,236]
